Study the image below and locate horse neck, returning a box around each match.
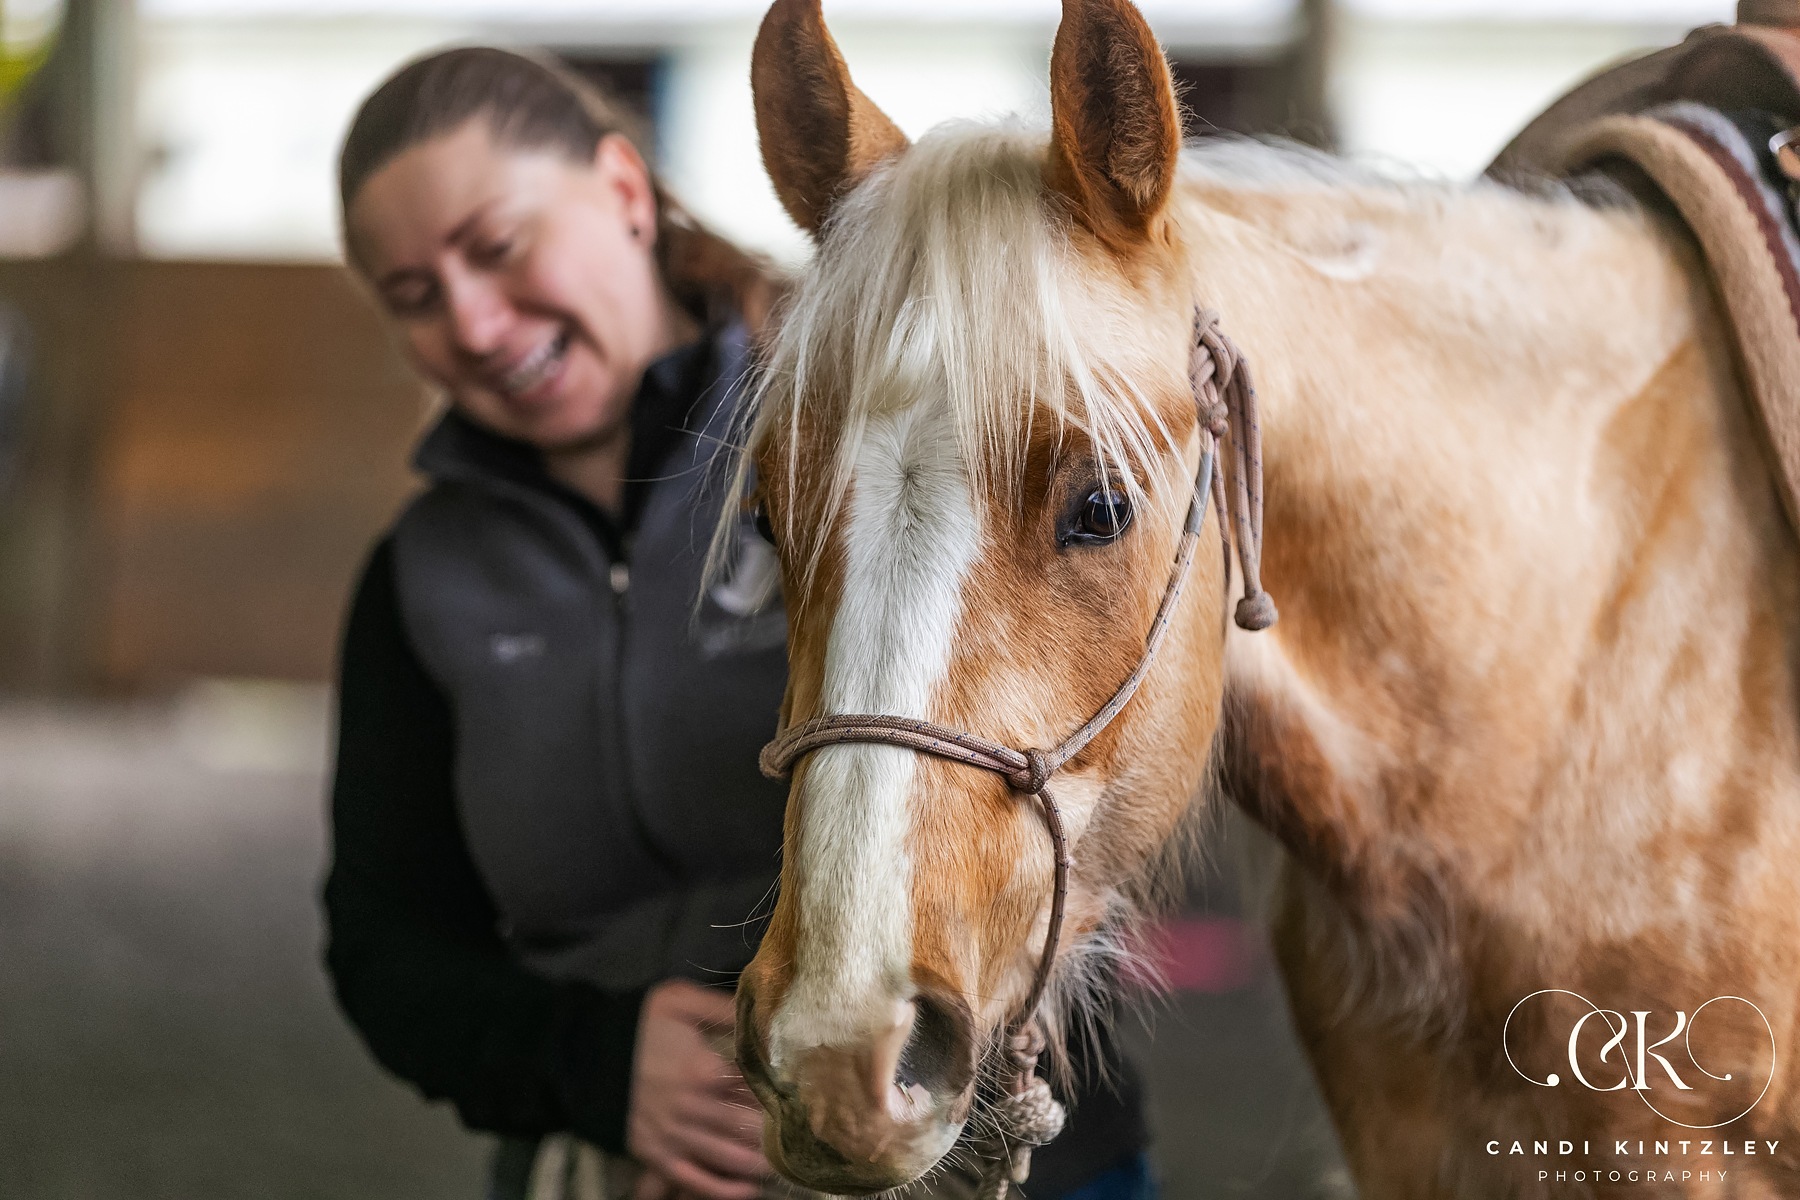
[1174,171,1799,923]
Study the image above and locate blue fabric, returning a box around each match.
[1045,1152,1158,1200]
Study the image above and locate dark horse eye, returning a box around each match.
[1083,489,1132,538]
[752,502,776,545]
[1063,487,1132,546]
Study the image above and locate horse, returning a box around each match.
[723,0,1800,1195]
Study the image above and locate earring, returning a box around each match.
[629,224,641,239]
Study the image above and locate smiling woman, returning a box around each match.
[322,45,1153,1200]
[349,121,684,451]
[338,51,772,501]
[325,47,795,1200]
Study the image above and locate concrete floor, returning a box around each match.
[0,688,1347,1200]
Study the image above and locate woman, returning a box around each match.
[324,46,1151,1200]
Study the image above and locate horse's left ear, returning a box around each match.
[751,0,911,237]
[1046,0,1183,247]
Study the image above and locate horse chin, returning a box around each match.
[762,1097,965,1196]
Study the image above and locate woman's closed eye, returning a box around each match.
[383,275,442,318]
[467,234,518,269]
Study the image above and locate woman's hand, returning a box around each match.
[627,979,772,1200]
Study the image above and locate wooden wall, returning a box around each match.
[0,258,428,689]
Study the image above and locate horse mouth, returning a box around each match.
[763,1096,966,1195]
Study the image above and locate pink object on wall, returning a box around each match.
[1122,917,1263,994]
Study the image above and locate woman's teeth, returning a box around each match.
[498,333,567,398]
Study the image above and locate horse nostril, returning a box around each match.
[736,982,780,1105]
[896,989,976,1104]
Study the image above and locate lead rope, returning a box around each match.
[757,308,1275,1200]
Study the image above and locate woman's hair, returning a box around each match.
[339,46,780,331]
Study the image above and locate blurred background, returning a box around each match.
[0,0,1735,1197]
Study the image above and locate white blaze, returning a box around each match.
[768,397,982,1060]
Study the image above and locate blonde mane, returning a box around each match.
[720,122,1206,588]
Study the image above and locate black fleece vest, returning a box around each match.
[391,324,789,990]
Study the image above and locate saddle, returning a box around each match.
[1490,0,1800,536]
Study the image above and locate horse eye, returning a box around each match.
[753,503,776,545]
[1072,489,1130,543]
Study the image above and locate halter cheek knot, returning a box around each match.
[1008,749,1052,796]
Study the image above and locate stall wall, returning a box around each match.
[0,259,426,689]
[99,261,426,684]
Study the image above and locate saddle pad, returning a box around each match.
[1545,103,1800,536]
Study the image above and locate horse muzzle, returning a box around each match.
[737,980,978,1194]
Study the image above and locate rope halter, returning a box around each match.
[757,307,1275,1199]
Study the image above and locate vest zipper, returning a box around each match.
[608,541,675,877]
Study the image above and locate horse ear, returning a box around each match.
[751,0,910,236]
[1046,0,1183,245]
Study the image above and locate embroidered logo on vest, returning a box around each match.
[489,632,546,664]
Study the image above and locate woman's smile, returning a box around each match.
[490,327,573,406]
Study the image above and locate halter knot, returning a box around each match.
[1236,590,1278,631]
[1008,749,1051,795]
[1201,399,1230,441]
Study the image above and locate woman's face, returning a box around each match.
[347,119,668,451]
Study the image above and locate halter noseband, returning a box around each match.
[756,308,1275,1198]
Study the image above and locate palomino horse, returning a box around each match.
[727,0,1800,1195]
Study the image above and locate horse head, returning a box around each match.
[730,1,1239,1190]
